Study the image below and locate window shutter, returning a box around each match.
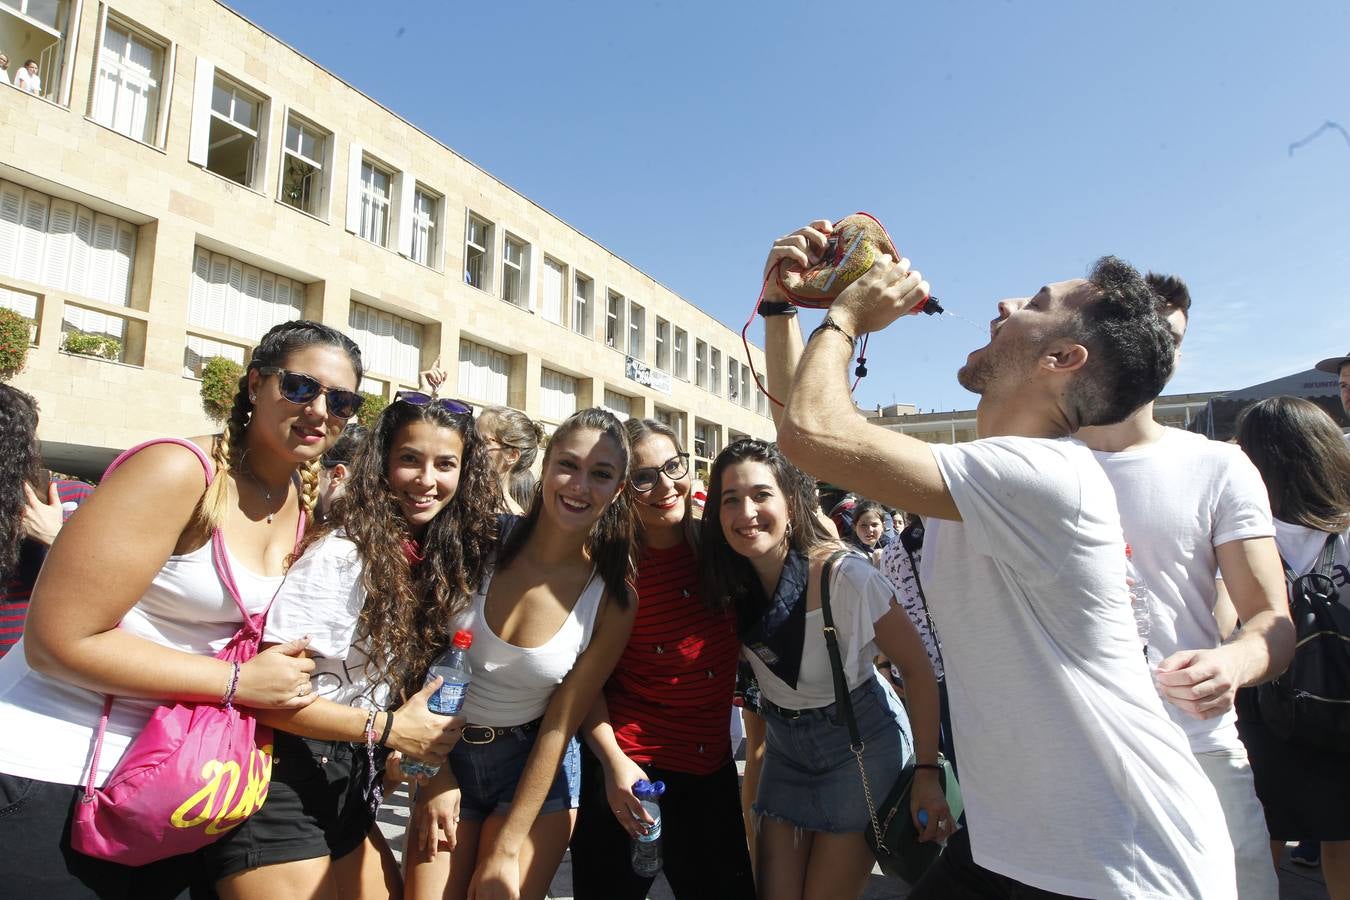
[42,200,76,291]
[344,143,363,233]
[188,57,214,166]
[395,171,414,257]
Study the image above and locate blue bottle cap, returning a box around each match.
[652,780,666,797]
[917,809,929,827]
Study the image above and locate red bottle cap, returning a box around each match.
[452,630,473,649]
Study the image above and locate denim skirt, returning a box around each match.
[755,674,914,833]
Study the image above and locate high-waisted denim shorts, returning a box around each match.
[755,674,914,833]
[447,724,581,822]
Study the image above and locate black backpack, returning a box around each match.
[1257,533,1350,752]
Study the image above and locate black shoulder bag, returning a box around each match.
[819,550,959,885]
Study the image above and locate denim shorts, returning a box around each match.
[448,725,581,822]
[755,674,914,833]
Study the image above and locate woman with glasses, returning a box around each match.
[1234,396,1350,897]
[0,321,358,897]
[476,406,545,515]
[406,407,639,900]
[202,392,502,899]
[568,418,755,900]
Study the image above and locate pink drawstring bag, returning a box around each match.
[70,438,303,865]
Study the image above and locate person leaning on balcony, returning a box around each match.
[14,59,39,95]
[0,54,11,86]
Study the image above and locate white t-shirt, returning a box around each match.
[743,553,895,710]
[1091,427,1275,753]
[923,436,1235,899]
[1273,520,1350,591]
[14,67,38,94]
[263,532,389,711]
[449,565,605,727]
[0,540,281,785]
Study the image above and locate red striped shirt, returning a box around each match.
[1,480,94,658]
[606,541,740,774]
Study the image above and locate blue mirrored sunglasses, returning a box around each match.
[393,391,473,416]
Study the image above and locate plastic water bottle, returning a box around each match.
[629,779,666,877]
[1124,546,1160,667]
[402,630,473,778]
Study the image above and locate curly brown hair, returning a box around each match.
[298,398,501,699]
[0,385,40,583]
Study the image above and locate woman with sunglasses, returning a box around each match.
[568,418,755,900]
[0,321,359,897]
[405,407,639,900]
[1234,397,1350,896]
[702,438,947,900]
[202,392,501,899]
[476,406,545,516]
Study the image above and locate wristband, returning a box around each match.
[913,763,944,772]
[809,315,856,348]
[362,709,384,814]
[363,709,379,747]
[758,300,798,318]
[378,710,395,748]
[222,661,240,709]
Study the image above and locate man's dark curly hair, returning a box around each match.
[1063,256,1177,428]
[0,385,41,583]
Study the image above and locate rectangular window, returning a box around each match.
[602,389,631,422]
[573,272,592,337]
[727,358,739,401]
[410,186,440,268]
[184,334,246,378]
[654,406,685,447]
[757,388,769,418]
[348,302,423,383]
[502,235,528,306]
[3,0,76,103]
[205,74,263,187]
[710,348,721,397]
[694,339,707,389]
[464,214,492,289]
[541,257,565,325]
[606,290,626,349]
[654,317,669,372]
[0,180,136,309]
[673,327,687,379]
[186,246,303,375]
[458,338,510,405]
[628,302,645,359]
[540,368,579,422]
[279,112,328,217]
[92,16,166,145]
[694,420,721,460]
[740,363,751,407]
[357,158,392,246]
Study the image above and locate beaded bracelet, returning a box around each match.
[222,661,241,709]
[362,709,384,814]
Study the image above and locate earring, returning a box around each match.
[249,394,256,403]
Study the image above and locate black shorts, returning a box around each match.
[203,730,386,881]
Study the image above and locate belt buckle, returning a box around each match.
[461,725,496,745]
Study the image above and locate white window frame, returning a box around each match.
[458,337,511,406]
[606,290,626,350]
[654,317,669,372]
[5,0,82,105]
[410,185,442,269]
[628,302,645,360]
[710,348,722,397]
[740,362,751,407]
[356,157,393,247]
[540,256,566,325]
[278,110,329,218]
[464,212,493,291]
[191,64,267,189]
[673,327,687,380]
[573,272,592,337]
[501,233,529,307]
[90,9,171,146]
[348,301,423,382]
[695,339,707,389]
[540,367,579,422]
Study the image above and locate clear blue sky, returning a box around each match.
[226,0,1350,413]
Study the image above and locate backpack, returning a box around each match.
[1256,533,1350,752]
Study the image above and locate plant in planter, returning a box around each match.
[0,307,31,381]
[282,159,317,211]
[357,391,387,429]
[200,356,245,423]
[62,331,122,360]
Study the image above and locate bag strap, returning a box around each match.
[819,549,890,849]
[1279,533,1339,589]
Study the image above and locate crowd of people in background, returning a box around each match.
[0,218,1347,900]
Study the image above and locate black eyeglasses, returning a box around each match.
[393,391,473,416]
[630,453,690,493]
[257,366,364,419]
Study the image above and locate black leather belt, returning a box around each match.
[460,717,543,745]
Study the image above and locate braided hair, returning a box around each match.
[193,320,363,534]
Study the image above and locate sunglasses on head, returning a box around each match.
[256,366,364,419]
[630,452,690,493]
[393,391,473,416]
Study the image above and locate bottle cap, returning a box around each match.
[1124,544,1133,559]
[652,780,666,797]
[452,630,473,649]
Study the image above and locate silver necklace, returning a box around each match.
[239,457,281,524]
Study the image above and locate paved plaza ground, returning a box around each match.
[376,783,1330,899]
